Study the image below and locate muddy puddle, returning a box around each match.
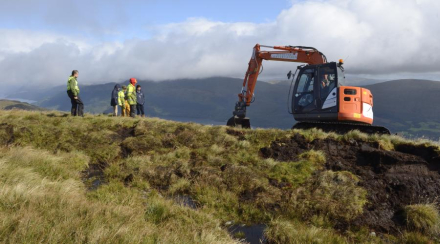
[228,224,266,244]
[82,163,107,190]
[173,194,198,209]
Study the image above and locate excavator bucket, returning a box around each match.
[227,116,251,129]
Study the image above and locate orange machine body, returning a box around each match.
[337,86,373,125]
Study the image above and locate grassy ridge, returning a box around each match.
[0,110,439,243]
[0,99,44,111]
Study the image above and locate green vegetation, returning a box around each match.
[0,146,234,243]
[293,170,368,222]
[0,110,439,243]
[265,219,346,244]
[404,204,440,234]
[384,120,440,140]
[401,232,432,244]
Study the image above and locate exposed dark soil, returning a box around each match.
[116,126,135,158]
[260,133,440,233]
[226,128,247,141]
[0,123,14,145]
[81,163,108,190]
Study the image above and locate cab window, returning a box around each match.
[296,69,315,93]
[319,66,337,101]
[337,66,345,86]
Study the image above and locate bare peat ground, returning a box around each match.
[260,133,440,234]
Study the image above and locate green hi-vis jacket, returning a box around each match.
[67,76,80,96]
[118,90,125,106]
[126,84,137,105]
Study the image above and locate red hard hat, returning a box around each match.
[130,78,137,85]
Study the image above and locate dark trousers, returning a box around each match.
[130,105,136,118]
[136,104,145,116]
[67,90,84,117]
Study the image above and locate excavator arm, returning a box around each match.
[239,44,327,106]
[228,44,327,128]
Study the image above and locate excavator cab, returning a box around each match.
[291,62,342,121]
[291,62,390,134]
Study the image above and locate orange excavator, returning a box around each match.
[227,44,390,134]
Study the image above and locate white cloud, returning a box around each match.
[0,0,440,94]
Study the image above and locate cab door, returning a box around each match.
[317,63,338,113]
[292,67,319,114]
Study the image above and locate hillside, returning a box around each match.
[8,78,440,138]
[0,99,45,111]
[1,110,440,243]
[366,79,440,138]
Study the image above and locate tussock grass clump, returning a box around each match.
[169,178,191,195]
[293,170,367,221]
[294,128,331,142]
[404,204,440,234]
[264,219,346,244]
[268,150,325,188]
[401,232,432,244]
[292,124,440,152]
[299,150,326,165]
[340,130,369,142]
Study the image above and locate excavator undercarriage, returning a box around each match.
[292,121,391,135]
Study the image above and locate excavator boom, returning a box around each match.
[228,44,327,128]
[239,44,327,107]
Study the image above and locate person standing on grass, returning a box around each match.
[136,85,145,117]
[67,70,84,117]
[120,85,129,117]
[111,84,121,116]
[126,78,137,118]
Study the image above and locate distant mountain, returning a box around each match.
[7,77,440,139]
[34,77,295,129]
[365,79,440,139]
[344,76,386,87]
[0,99,45,111]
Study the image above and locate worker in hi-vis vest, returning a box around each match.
[66,70,84,117]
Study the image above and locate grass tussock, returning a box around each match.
[264,219,346,244]
[295,127,440,151]
[401,232,432,244]
[404,204,440,234]
[292,170,367,221]
[268,150,326,188]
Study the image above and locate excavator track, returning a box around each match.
[292,121,391,135]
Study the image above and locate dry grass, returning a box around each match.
[264,219,346,244]
[0,146,236,243]
[0,110,439,243]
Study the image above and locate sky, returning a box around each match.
[1,0,440,95]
